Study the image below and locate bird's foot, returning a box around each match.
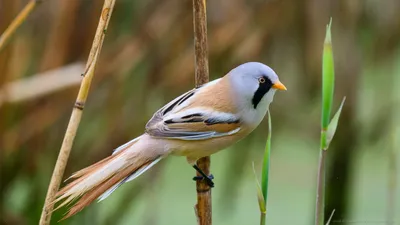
[193,174,214,188]
[192,165,214,188]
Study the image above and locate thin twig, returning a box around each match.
[38,1,116,224]
[192,0,211,225]
[325,209,335,225]
[0,0,41,52]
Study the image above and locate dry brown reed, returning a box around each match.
[0,0,41,52]
[192,0,212,225]
[38,1,116,224]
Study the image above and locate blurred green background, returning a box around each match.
[1,0,400,225]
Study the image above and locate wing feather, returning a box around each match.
[145,78,241,140]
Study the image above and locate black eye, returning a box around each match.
[258,77,266,84]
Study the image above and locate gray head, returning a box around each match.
[228,62,286,110]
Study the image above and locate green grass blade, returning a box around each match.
[321,18,334,136]
[261,111,272,202]
[252,162,266,214]
[326,97,346,148]
[253,111,272,225]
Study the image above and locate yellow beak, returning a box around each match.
[272,81,287,91]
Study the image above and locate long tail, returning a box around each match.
[54,135,163,219]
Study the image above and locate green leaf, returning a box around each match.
[261,111,272,203]
[321,18,334,130]
[252,162,266,213]
[326,97,346,148]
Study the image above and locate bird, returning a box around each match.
[53,62,287,219]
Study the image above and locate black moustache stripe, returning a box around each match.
[252,77,273,109]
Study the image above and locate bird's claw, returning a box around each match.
[193,174,214,188]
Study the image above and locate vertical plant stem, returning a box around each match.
[260,213,266,225]
[315,147,327,225]
[315,19,336,225]
[0,0,41,52]
[192,0,211,225]
[39,1,116,224]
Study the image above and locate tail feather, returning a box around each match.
[98,157,163,201]
[66,156,110,181]
[53,136,163,220]
[57,154,128,201]
[65,136,139,181]
[62,163,141,219]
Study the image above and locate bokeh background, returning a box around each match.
[1,0,400,225]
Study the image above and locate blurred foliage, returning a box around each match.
[1,0,400,225]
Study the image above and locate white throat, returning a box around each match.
[241,89,276,128]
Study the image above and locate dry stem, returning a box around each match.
[192,0,211,225]
[38,1,116,224]
[0,0,41,52]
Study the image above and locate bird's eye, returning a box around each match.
[258,77,266,84]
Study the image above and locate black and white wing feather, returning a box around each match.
[145,83,241,140]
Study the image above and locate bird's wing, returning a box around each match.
[145,79,241,140]
[146,107,241,140]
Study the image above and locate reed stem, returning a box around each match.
[0,0,41,52]
[39,1,116,224]
[192,0,211,224]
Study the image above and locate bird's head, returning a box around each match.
[228,62,286,110]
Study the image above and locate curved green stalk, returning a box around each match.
[254,111,272,225]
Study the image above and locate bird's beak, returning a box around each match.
[272,81,287,91]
